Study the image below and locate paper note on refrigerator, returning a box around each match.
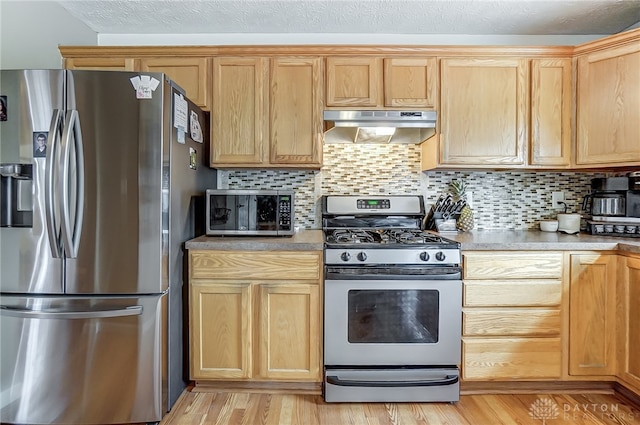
[189,110,203,143]
[173,93,188,132]
[130,75,160,99]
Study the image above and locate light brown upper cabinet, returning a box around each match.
[211,56,323,169]
[269,57,323,167]
[211,57,268,166]
[435,57,528,167]
[423,56,573,170]
[384,57,437,108]
[530,58,573,168]
[63,53,211,110]
[64,57,138,71]
[139,57,211,110]
[326,56,436,108]
[575,37,640,167]
[326,57,382,107]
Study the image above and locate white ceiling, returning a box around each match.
[56,0,640,36]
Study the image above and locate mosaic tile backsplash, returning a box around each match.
[223,144,613,230]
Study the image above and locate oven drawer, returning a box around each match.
[462,337,562,380]
[324,367,460,403]
[463,252,563,279]
[189,250,321,280]
[463,309,561,336]
[463,280,562,306]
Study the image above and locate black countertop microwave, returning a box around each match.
[205,189,294,236]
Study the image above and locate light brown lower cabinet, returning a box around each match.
[462,250,638,398]
[463,338,562,380]
[569,253,617,377]
[188,250,322,383]
[462,252,564,380]
[617,254,640,393]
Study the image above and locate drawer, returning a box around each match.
[463,308,561,336]
[462,337,562,380]
[464,280,562,307]
[463,252,563,279]
[190,250,322,280]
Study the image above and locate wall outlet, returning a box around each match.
[552,191,565,210]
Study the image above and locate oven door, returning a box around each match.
[324,278,462,366]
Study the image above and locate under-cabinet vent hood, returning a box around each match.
[323,110,436,144]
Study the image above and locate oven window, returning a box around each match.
[347,290,439,343]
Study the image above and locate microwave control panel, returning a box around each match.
[278,195,292,230]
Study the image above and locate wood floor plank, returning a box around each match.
[161,389,640,425]
[449,395,497,425]
[292,394,321,425]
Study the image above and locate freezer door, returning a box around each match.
[0,294,166,425]
[63,70,166,294]
[0,70,65,294]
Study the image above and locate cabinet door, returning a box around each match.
[569,254,617,376]
[257,283,320,380]
[530,58,572,167]
[269,57,323,167]
[326,57,382,107]
[439,58,528,166]
[190,282,252,379]
[618,256,640,389]
[139,57,211,109]
[384,57,437,108]
[576,43,640,166]
[64,57,137,71]
[211,57,268,166]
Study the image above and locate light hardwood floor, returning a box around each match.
[160,389,639,425]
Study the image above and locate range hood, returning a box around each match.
[323,110,437,144]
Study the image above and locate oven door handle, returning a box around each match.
[326,374,459,387]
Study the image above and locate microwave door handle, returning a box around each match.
[60,110,85,258]
[326,375,459,388]
[45,109,64,258]
[0,305,142,320]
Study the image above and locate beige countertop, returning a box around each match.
[186,229,640,254]
[185,229,324,251]
[440,230,640,254]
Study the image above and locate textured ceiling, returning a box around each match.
[56,0,640,35]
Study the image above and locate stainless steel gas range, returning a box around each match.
[322,195,462,403]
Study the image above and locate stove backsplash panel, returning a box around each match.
[224,144,611,230]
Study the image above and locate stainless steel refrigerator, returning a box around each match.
[0,69,215,425]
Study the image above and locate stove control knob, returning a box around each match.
[340,252,351,262]
[357,252,367,261]
[435,251,446,262]
[419,252,430,261]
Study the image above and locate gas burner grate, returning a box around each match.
[328,229,381,244]
[387,229,448,244]
[325,228,454,246]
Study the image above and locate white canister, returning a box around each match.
[557,213,581,234]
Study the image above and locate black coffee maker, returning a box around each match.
[583,177,628,218]
[627,173,640,218]
[584,174,640,237]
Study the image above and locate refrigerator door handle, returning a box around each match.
[60,109,85,258]
[45,109,64,258]
[0,305,142,319]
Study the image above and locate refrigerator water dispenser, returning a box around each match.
[0,163,33,227]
